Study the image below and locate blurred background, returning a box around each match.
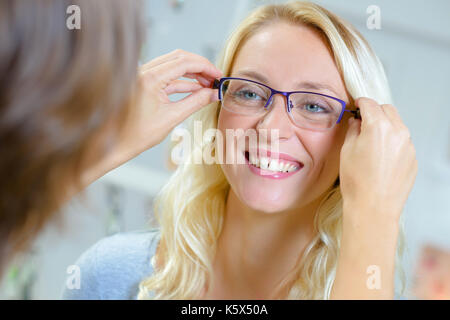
[0,0,449,299]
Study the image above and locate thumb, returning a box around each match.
[171,87,218,119]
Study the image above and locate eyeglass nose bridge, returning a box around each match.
[264,90,294,113]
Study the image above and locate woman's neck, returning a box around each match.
[205,189,323,299]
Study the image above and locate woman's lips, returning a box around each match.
[244,150,304,179]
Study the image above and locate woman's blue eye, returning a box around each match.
[303,103,327,113]
[235,90,262,100]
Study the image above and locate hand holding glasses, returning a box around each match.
[212,77,361,131]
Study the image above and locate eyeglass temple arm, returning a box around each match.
[347,108,361,119]
[212,78,221,89]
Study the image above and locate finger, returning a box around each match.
[164,80,203,95]
[141,49,201,71]
[169,88,219,120]
[355,97,384,128]
[184,73,215,87]
[141,49,222,80]
[380,104,405,128]
[144,57,222,88]
[140,50,179,72]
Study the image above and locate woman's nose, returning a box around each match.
[256,94,295,140]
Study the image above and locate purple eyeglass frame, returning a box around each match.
[212,77,360,129]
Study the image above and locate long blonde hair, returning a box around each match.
[138,1,405,299]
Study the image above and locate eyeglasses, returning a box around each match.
[212,77,360,131]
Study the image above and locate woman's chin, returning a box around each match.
[222,164,307,213]
[238,186,297,214]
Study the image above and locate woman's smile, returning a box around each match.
[244,149,304,179]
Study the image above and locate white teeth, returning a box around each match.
[248,154,299,173]
[268,160,278,171]
[260,157,269,170]
[250,154,259,167]
[249,154,255,165]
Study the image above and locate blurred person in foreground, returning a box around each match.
[0,0,222,275]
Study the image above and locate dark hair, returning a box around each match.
[0,0,144,272]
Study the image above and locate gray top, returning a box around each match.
[61,228,161,300]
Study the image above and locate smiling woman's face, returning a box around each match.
[218,22,352,213]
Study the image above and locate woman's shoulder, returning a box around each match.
[61,227,161,300]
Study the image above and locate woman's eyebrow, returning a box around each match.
[233,70,341,97]
[234,70,269,83]
[295,81,341,97]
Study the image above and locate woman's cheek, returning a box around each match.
[218,109,250,133]
[218,111,253,162]
[295,130,342,193]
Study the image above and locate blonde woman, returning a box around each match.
[63,1,417,300]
